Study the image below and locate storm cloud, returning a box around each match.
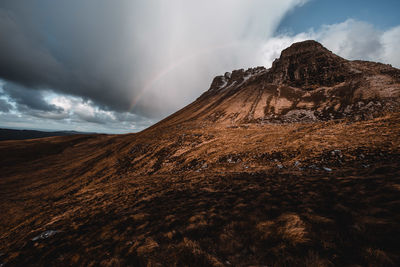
[2,82,60,112]
[0,0,308,121]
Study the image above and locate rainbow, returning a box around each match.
[128,40,256,111]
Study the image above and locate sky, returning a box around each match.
[0,0,399,133]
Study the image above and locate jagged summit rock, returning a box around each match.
[268,40,348,87]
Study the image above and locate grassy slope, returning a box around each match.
[0,113,400,266]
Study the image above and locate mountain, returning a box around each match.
[159,40,400,126]
[1,41,400,266]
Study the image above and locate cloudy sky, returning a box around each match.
[0,0,399,133]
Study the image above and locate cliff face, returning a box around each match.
[159,40,400,126]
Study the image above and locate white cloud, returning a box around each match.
[261,32,315,67]
[261,19,400,68]
[47,93,145,127]
[382,26,400,68]
[0,85,155,133]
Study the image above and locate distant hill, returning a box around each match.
[0,128,84,141]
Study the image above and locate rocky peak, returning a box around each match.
[279,40,326,57]
[268,40,348,88]
[208,66,266,92]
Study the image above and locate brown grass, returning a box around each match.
[0,113,400,266]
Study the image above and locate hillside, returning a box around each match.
[1,40,400,266]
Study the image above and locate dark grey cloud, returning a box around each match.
[0,0,307,121]
[0,98,12,112]
[73,110,114,125]
[0,8,64,88]
[29,110,69,120]
[2,82,60,112]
